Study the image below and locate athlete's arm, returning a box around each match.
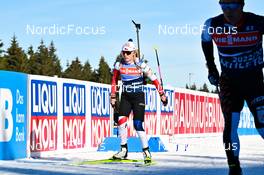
[111,62,120,106]
[135,59,164,95]
[201,18,218,70]
[202,41,218,70]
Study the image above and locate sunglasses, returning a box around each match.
[122,51,133,55]
[219,2,242,10]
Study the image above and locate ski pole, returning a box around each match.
[132,20,141,59]
[154,47,164,88]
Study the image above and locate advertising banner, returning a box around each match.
[174,89,224,134]
[0,71,27,160]
[30,78,58,152]
[63,82,86,149]
[90,83,111,147]
[160,88,174,135]
[144,86,158,135]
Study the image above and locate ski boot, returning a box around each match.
[143,147,152,164]
[228,164,243,175]
[112,144,128,160]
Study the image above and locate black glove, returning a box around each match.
[207,63,219,86]
[208,71,219,86]
[160,93,168,106]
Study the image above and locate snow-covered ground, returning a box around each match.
[0,135,263,175]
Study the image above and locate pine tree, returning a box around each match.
[97,56,111,84]
[27,45,40,74]
[199,83,209,92]
[189,83,197,90]
[90,69,99,82]
[0,40,4,56]
[32,40,62,76]
[82,60,93,81]
[34,40,49,75]
[5,35,28,73]
[63,57,83,80]
[0,40,7,70]
[48,41,62,77]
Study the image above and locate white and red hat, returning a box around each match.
[122,39,136,51]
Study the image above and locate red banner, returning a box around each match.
[63,117,86,149]
[174,91,224,134]
[91,117,111,147]
[30,116,57,152]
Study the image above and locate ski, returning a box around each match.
[74,158,143,165]
[135,161,156,167]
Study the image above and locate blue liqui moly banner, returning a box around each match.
[30,79,58,152]
[160,89,174,135]
[63,82,86,149]
[144,85,158,135]
[90,83,111,147]
[0,71,27,160]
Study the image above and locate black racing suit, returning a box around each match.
[202,12,264,167]
[111,59,164,122]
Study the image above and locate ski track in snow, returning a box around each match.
[0,135,263,175]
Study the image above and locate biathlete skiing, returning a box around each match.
[110,39,168,164]
[201,0,264,174]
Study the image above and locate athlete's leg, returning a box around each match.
[118,116,128,145]
[132,92,151,163]
[247,96,264,139]
[223,112,241,167]
[133,120,148,148]
[246,72,264,139]
[113,93,131,159]
[249,97,264,138]
[219,74,244,174]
